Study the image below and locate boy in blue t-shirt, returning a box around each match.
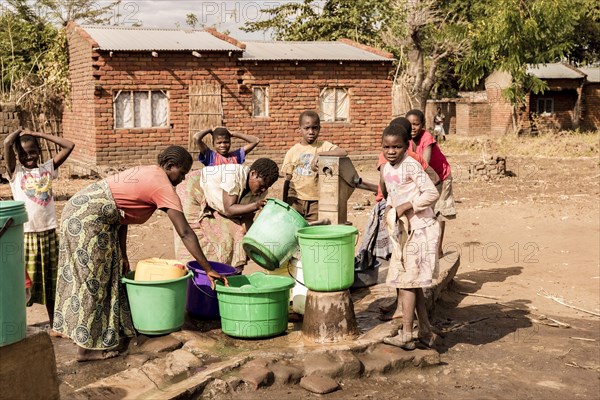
[193,127,260,166]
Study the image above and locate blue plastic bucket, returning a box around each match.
[186,261,238,319]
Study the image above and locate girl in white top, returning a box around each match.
[379,123,440,350]
[4,129,74,328]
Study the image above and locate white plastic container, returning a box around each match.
[268,258,307,314]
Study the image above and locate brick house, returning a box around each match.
[63,23,394,170]
[424,63,599,136]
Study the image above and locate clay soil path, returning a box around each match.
[5,154,599,399]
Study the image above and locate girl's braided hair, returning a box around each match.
[157,145,193,169]
[250,158,279,187]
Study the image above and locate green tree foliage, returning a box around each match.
[454,0,581,130]
[39,0,120,26]
[243,0,591,120]
[242,0,390,46]
[0,0,61,99]
[567,0,600,65]
[186,12,200,29]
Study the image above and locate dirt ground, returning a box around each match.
[3,151,599,399]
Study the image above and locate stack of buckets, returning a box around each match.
[0,201,28,347]
[237,198,358,337]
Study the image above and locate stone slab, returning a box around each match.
[300,376,339,394]
[138,336,183,353]
[0,331,59,400]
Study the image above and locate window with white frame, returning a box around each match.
[319,87,349,122]
[536,98,554,115]
[252,86,269,117]
[113,90,169,128]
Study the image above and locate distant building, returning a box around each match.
[425,63,600,136]
[63,23,394,170]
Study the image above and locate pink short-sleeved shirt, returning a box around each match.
[107,165,183,225]
[413,130,450,182]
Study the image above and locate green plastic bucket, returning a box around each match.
[0,201,28,347]
[296,225,358,292]
[122,271,191,335]
[242,198,308,271]
[215,272,294,338]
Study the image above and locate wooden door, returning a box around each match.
[188,81,223,157]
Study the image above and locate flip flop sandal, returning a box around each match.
[383,335,416,350]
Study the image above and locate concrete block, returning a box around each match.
[239,365,274,389]
[269,362,304,385]
[137,335,182,353]
[0,331,59,400]
[300,375,339,394]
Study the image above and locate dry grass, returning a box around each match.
[440,130,600,159]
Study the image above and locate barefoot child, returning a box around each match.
[406,109,456,258]
[282,110,347,222]
[379,123,440,350]
[194,127,260,166]
[4,129,75,329]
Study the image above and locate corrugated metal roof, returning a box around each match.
[526,63,585,80]
[81,25,242,52]
[240,41,393,62]
[578,66,600,83]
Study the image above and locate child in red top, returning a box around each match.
[194,127,260,166]
[406,109,456,258]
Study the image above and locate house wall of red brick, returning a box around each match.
[62,27,97,165]
[62,32,393,168]
[582,83,600,131]
[237,62,392,158]
[529,89,579,130]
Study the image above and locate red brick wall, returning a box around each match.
[63,33,393,168]
[529,89,579,130]
[237,62,392,157]
[62,27,97,165]
[582,83,600,131]
[486,85,513,136]
[454,102,492,136]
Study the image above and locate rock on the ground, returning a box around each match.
[201,378,229,399]
[182,338,219,360]
[172,330,218,346]
[124,353,152,368]
[302,352,360,379]
[299,375,340,394]
[166,349,203,377]
[358,345,441,377]
[269,362,304,385]
[245,357,277,369]
[140,357,171,388]
[138,335,182,353]
[75,368,155,399]
[225,377,244,391]
[239,366,274,389]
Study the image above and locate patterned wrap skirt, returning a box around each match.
[53,180,135,350]
[25,229,58,305]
